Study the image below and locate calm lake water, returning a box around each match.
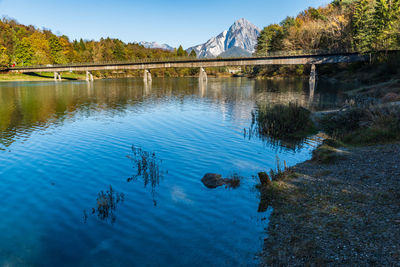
[0,78,345,266]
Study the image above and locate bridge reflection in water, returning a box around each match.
[0,77,348,150]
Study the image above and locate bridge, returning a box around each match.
[6,51,370,82]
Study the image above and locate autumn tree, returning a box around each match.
[0,45,9,66]
[27,32,51,65]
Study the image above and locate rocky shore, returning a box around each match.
[261,143,400,266]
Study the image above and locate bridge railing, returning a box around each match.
[254,48,358,57]
[8,48,397,71]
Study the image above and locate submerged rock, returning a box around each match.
[201,173,225,189]
[201,173,241,189]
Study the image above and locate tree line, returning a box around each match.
[0,17,196,67]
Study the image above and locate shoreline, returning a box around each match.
[261,142,400,266]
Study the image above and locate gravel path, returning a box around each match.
[261,143,400,266]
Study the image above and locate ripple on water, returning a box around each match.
[0,78,338,266]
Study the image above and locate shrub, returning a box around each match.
[252,102,316,140]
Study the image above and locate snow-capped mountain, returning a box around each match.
[187,18,261,58]
[138,41,174,51]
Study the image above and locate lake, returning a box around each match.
[0,77,345,266]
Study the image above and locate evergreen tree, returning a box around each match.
[189,50,197,58]
[72,40,80,51]
[373,0,400,49]
[49,36,64,64]
[79,38,86,51]
[353,0,374,51]
[112,39,126,61]
[177,45,187,57]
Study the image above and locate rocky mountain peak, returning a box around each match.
[187,19,261,58]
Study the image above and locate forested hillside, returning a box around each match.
[254,0,400,78]
[0,18,192,68]
[256,0,400,55]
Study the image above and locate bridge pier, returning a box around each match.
[309,64,317,82]
[199,67,207,82]
[54,72,61,81]
[309,64,317,103]
[144,70,152,83]
[86,71,94,82]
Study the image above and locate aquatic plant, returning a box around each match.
[247,102,316,150]
[224,173,242,189]
[96,185,125,223]
[83,185,125,224]
[252,102,316,140]
[127,145,164,206]
[127,145,162,185]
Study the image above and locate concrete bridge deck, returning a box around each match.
[7,52,369,74]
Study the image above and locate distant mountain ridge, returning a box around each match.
[187,18,261,58]
[138,41,174,51]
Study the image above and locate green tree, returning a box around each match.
[79,38,86,51]
[280,16,296,36]
[177,45,187,57]
[373,0,400,50]
[112,39,126,61]
[14,38,34,65]
[353,0,375,51]
[49,36,66,64]
[189,50,197,58]
[256,24,284,55]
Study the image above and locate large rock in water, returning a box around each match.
[201,173,225,189]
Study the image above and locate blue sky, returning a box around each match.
[0,0,330,48]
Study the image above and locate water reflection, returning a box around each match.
[0,77,351,266]
[0,78,345,149]
[127,145,164,206]
[144,80,152,96]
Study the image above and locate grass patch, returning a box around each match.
[256,158,300,211]
[319,106,400,146]
[312,144,345,164]
[0,72,87,81]
[321,138,346,148]
[252,102,317,141]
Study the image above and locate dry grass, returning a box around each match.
[319,105,400,145]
